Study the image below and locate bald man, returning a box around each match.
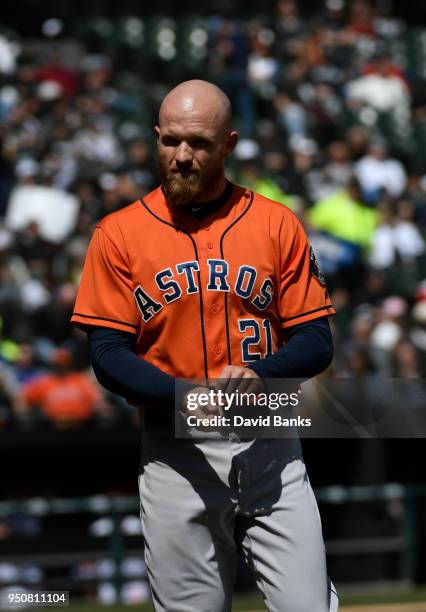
[72,80,339,611]
[156,81,234,205]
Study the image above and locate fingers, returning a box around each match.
[183,386,224,419]
[223,366,246,394]
[243,375,263,396]
[183,369,263,430]
[214,365,234,391]
[215,365,262,396]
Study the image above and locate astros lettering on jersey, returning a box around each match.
[71,185,335,380]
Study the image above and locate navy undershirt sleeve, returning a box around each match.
[248,317,333,379]
[87,327,185,405]
[87,317,332,406]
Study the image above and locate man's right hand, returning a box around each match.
[182,386,224,424]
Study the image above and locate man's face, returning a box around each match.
[155,111,235,207]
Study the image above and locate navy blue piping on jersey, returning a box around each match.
[283,304,333,323]
[72,312,138,330]
[219,191,254,366]
[139,198,209,381]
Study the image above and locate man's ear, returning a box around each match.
[225,130,239,156]
[154,126,160,143]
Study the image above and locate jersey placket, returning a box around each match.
[195,223,228,378]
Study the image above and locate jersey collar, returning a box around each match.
[142,182,248,233]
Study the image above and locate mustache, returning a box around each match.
[171,167,198,173]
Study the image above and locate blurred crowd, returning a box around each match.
[1,0,426,429]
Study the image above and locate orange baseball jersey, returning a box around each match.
[71,184,335,380]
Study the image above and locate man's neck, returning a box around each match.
[187,181,234,219]
[192,177,228,204]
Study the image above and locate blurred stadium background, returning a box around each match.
[2,0,426,609]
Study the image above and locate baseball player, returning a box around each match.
[72,80,338,611]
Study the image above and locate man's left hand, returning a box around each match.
[214,365,263,395]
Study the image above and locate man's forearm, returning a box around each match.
[88,327,179,405]
[247,317,333,379]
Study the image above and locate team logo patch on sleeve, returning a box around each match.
[309,247,326,286]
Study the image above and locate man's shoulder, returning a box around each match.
[248,188,300,224]
[96,187,162,233]
[98,200,142,227]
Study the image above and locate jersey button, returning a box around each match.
[211,302,220,313]
[213,344,222,355]
[207,240,214,249]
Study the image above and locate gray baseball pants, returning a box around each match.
[138,434,339,612]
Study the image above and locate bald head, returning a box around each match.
[159,80,232,135]
[155,80,238,207]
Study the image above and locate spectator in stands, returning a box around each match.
[19,348,103,428]
[314,140,354,200]
[275,0,306,42]
[346,125,369,162]
[369,199,426,269]
[247,30,279,92]
[33,47,80,97]
[346,52,410,113]
[274,92,307,138]
[346,0,376,37]
[391,339,424,378]
[209,19,255,135]
[354,139,407,202]
[126,139,157,193]
[341,343,378,378]
[307,176,378,250]
[14,344,44,386]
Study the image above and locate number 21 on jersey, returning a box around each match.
[238,318,273,362]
